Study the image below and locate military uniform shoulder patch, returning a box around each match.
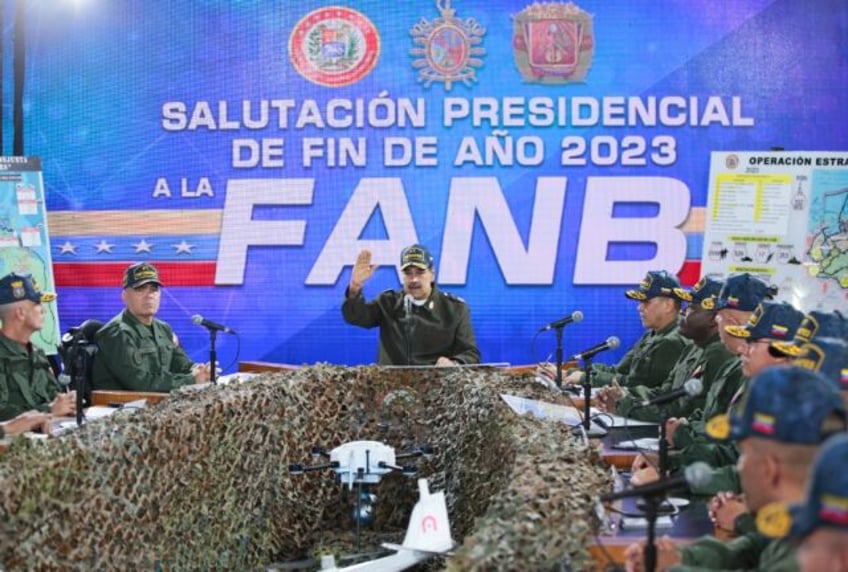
[756,502,792,539]
[441,291,467,304]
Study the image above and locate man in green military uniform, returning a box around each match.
[0,273,76,421]
[561,270,689,389]
[342,245,480,366]
[623,366,847,571]
[668,281,793,463]
[701,307,839,537]
[92,263,211,391]
[757,433,848,572]
[598,277,733,423]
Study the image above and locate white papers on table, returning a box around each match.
[621,515,674,529]
[613,437,661,452]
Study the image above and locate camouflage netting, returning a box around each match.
[0,365,612,570]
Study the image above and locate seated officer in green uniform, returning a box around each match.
[342,245,480,366]
[598,276,732,423]
[561,270,689,389]
[668,297,800,458]
[757,433,848,572]
[705,320,843,540]
[92,263,211,392]
[623,366,847,572]
[0,273,76,421]
[667,274,777,439]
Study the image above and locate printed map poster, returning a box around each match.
[0,157,61,353]
[702,152,848,312]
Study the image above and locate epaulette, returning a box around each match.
[441,291,467,304]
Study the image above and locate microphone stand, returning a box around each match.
[581,356,593,432]
[207,328,218,384]
[70,334,97,427]
[72,338,86,427]
[642,494,662,572]
[658,405,670,478]
[554,324,565,388]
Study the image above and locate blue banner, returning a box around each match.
[4,0,846,368]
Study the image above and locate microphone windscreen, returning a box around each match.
[192,314,203,325]
[572,310,584,322]
[683,377,703,397]
[80,320,104,342]
[607,336,621,350]
[684,462,713,489]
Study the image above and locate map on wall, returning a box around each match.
[702,151,848,313]
[0,157,61,353]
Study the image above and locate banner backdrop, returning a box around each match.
[4,0,847,368]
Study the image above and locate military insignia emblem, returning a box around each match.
[756,502,792,538]
[410,1,486,90]
[512,2,594,84]
[705,414,730,440]
[11,280,25,300]
[289,7,380,87]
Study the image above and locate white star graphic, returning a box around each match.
[94,240,114,254]
[133,239,154,254]
[172,240,194,255]
[58,241,77,255]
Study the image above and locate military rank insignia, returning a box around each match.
[11,280,25,300]
[410,0,486,90]
[512,2,594,84]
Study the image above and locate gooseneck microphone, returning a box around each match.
[571,336,620,361]
[539,310,583,331]
[191,314,236,334]
[600,462,713,502]
[637,378,703,408]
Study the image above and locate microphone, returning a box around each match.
[571,336,620,361]
[636,378,703,408]
[79,319,103,343]
[600,462,713,502]
[191,314,236,334]
[539,310,583,331]
[61,320,103,344]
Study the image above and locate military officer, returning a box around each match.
[757,433,848,572]
[342,244,480,366]
[602,276,734,423]
[92,262,210,391]
[624,366,846,571]
[562,270,689,389]
[0,273,75,421]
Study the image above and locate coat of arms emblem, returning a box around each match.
[512,2,594,84]
[410,1,485,90]
[289,7,380,87]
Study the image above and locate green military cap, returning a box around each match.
[123,262,163,289]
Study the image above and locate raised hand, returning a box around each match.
[349,249,376,294]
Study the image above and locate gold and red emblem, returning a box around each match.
[512,2,594,84]
[410,1,486,90]
[10,280,25,300]
[289,7,380,87]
